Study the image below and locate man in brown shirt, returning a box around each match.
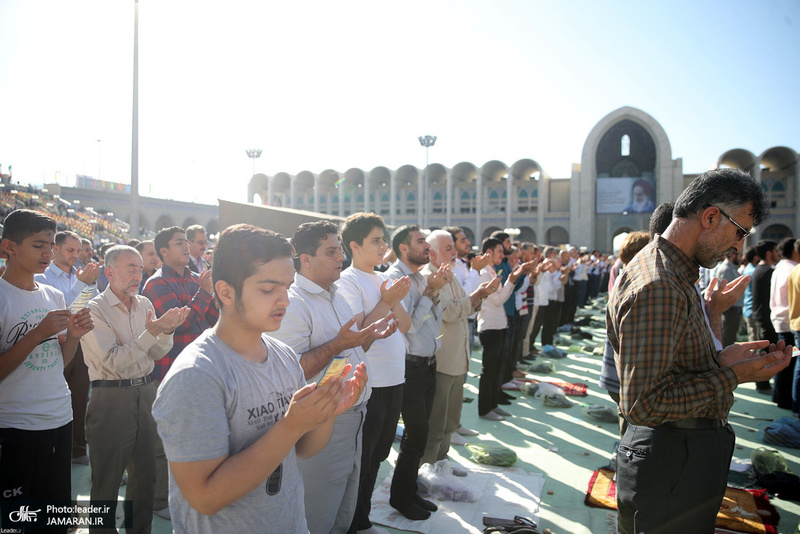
[608,168,794,534]
[81,245,188,533]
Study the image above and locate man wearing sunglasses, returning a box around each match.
[607,168,794,534]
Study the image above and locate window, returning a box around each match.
[621,134,631,157]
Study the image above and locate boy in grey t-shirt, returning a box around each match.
[152,225,367,534]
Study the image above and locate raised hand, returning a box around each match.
[76,262,100,285]
[508,263,525,284]
[704,275,749,317]
[198,268,214,294]
[719,339,794,384]
[369,313,398,341]
[283,378,344,435]
[334,318,374,351]
[471,252,492,272]
[36,309,72,338]
[67,308,94,338]
[335,362,368,416]
[380,276,410,307]
[146,306,191,336]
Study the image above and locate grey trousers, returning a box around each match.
[86,380,158,534]
[153,380,169,511]
[298,403,366,534]
[422,372,465,465]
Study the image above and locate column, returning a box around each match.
[267,177,274,207]
[390,173,397,226]
[364,179,370,213]
[506,172,513,229]
[476,174,483,241]
[314,175,320,213]
[446,173,453,227]
[417,169,424,227]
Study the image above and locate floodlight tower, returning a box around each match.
[246,149,263,203]
[418,135,436,227]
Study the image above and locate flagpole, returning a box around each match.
[129,0,140,238]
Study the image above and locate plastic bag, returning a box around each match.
[418,460,483,502]
[535,382,572,408]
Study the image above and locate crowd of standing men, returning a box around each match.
[0,203,616,534]
[3,167,793,534]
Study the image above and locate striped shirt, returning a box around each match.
[606,236,739,426]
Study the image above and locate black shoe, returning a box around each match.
[414,494,438,512]
[498,398,512,405]
[390,500,431,521]
[501,391,515,400]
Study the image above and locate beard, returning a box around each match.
[695,241,734,269]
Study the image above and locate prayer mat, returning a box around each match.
[371,466,545,534]
[585,468,779,534]
[514,378,588,397]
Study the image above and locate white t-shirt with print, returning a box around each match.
[0,278,72,430]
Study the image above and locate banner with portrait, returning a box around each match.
[596,177,655,214]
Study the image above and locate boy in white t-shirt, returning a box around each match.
[152,224,366,534]
[338,212,411,534]
[0,209,93,523]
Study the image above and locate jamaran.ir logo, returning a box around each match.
[9,505,41,522]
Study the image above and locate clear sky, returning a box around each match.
[1,0,799,205]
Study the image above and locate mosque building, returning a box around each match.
[248,106,798,251]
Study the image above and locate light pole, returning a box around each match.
[246,149,263,203]
[418,135,436,227]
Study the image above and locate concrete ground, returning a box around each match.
[72,298,800,533]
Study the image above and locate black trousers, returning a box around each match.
[0,422,72,534]
[617,423,734,534]
[541,300,561,346]
[478,329,506,415]
[349,384,404,533]
[390,359,437,507]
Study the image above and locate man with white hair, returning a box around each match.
[421,231,497,464]
[81,245,189,533]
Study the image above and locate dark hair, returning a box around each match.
[55,230,81,247]
[481,237,502,254]
[744,246,758,264]
[134,240,154,254]
[619,231,650,265]
[490,231,510,242]
[213,224,294,308]
[341,212,385,258]
[80,238,92,247]
[186,224,206,242]
[443,226,463,243]
[755,239,777,260]
[154,226,185,261]
[1,209,56,244]
[126,239,141,248]
[796,239,800,257]
[649,201,675,238]
[391,224,421,258]
[631,179,653,198]
[779,237,795,260]
[673,168,770,227]
[99,242,115,257]
[291,220,341,271]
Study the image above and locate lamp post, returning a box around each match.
[246,149,263,203]
[418,135,436,227]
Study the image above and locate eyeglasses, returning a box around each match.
[716,207,751,241]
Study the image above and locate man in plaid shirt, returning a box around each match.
[143,225,218,519]
[608,168,794,534]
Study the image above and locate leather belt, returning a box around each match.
[662,417,725,429]
[92,374,155,388]
[406,354,436,366]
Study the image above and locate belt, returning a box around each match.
[406,354,436,366]
[662,417,725,429]
[91,374,155,388]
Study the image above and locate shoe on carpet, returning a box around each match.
[493,407,512,417]
[480,411,505,421]
[450,432,469,446]
[390,500,431,521]
[414,493,438,512]
[457,424,479,436]
[154,507,171,521]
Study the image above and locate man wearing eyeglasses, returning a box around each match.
[607,168,794,534]
[186,224,210,273]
